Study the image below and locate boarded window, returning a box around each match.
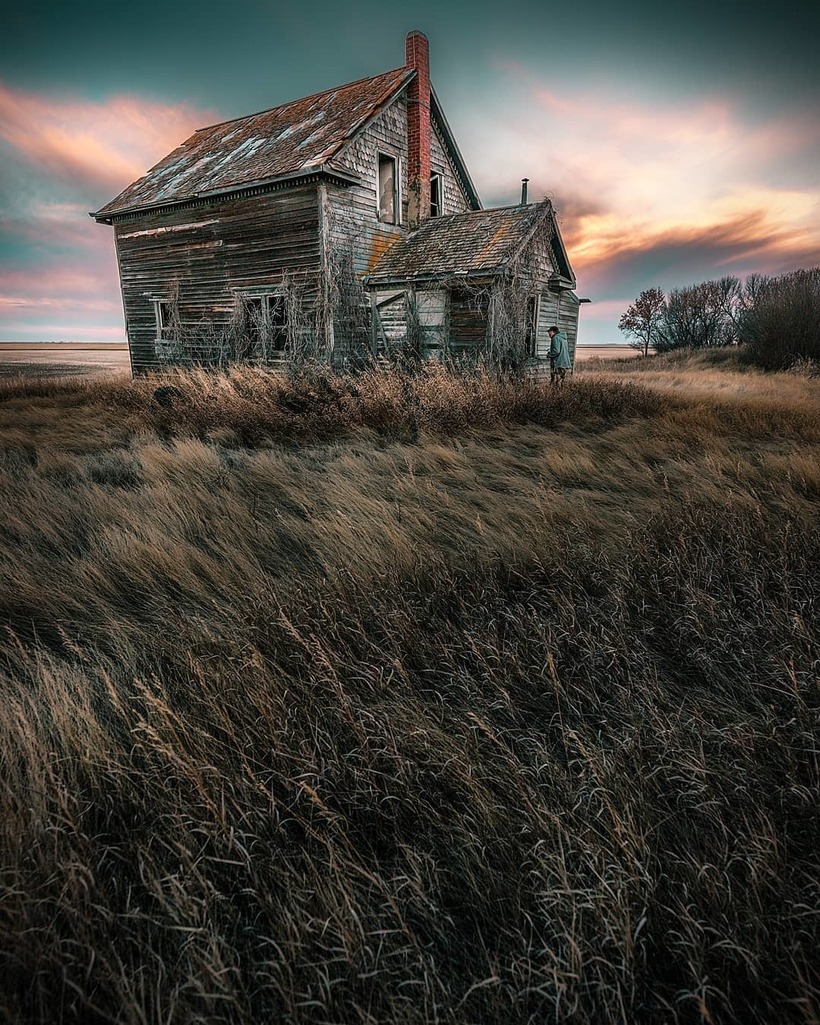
[450,288,489,351]
[430,173,442,217]
[378,154,397,223]
[374,291,407,353]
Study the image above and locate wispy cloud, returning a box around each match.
[570,194,820,281]
[470,63,820,304]
[0,83,217,341]
[0,82,216,193]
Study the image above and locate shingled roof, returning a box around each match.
[365,201,575,284]
[93,67,413,220]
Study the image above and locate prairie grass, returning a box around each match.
[0,365,818,1024]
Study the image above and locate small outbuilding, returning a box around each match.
[365,199,578,368]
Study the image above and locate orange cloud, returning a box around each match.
[0,82,217,192]
[471,67,820,286]
[0,84,221,341]
[569,191,820,275]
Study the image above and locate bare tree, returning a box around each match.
[618,287,666,356]
[711,275,743,343]
[654,280,738,350]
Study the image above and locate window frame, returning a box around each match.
[430,172,443,217]
[376,151,400,225]
[241,292,289,354]
[153,299,171,339]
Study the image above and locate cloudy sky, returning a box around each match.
[2,0,818,344]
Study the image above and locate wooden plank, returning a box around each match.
[114,186,321,369]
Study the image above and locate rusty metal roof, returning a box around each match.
[94,67,413,220]
[365,201,573,282]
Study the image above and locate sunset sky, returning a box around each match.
[2,0,818,345]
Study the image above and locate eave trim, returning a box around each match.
[91,166,360,223]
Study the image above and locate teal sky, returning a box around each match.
[2,0,818,344]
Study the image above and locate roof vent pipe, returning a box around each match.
[520,178,529,205]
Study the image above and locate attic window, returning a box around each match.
[430,173,442,217]
[378,154,398,224]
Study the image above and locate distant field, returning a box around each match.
[0,343,633,378]
[0,343,128,350]
[0,345,130,377]
[575,344,637,361]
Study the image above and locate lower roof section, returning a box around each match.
[364,201,574,285]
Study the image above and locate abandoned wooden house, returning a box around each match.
[93,31,580,373]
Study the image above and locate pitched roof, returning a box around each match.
[365,201,574,284]
[93,67,413,220]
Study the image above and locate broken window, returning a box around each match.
[268,296,288,351]
[430,173,442,217]
[244,294,288,354]
[154,300,171,338]
[378,154,398,224]
[245,297,264,349]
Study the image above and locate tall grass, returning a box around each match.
[1,365,818,1024]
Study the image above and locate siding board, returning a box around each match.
[114,187,320,369]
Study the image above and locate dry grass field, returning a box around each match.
[0,361,817,1024]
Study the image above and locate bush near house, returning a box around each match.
[0,365,818,1025]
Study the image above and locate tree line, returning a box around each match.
[618,267,820,369]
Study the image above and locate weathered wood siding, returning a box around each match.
[536,291,560,358]
[557,291,580,366]
[327,97,409,278]
[430,118,473,216]
[113,187,321,370]
[326,95,475,280]
[449,288,490,351]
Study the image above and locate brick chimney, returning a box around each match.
[405,31,431,228]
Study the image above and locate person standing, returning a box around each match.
[548,325,571,385]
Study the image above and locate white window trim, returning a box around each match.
[430,172,443,217]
